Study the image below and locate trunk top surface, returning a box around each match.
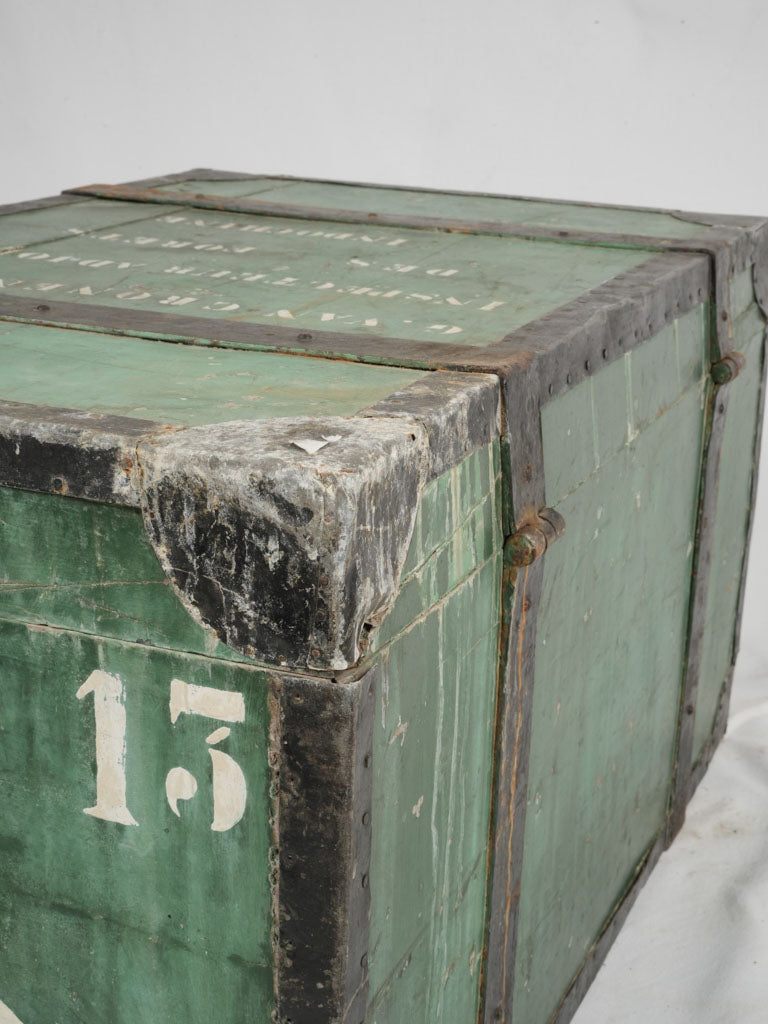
[0,194,655,359]
[151,175,719,239]
[0,320,427,425]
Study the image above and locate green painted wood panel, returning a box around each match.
[0,207,652,348]
[0,486,249,662]
[157,178,714,239]
[693,300,766,762]
[0,199,179,251]
[0,441,503,1024]
[513,313,709,1024]
[367,442,503,1023]
[0,322,426,424]
[0,620,274,1024]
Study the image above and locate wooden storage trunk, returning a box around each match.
[0,170,765,1024]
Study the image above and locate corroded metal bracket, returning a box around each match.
[711,351,746,386]
[504,507,566,567]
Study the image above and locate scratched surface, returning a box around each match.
[0,441,503,1024]
[512,307,709,1024]
[367,441,503,1023]
[0,322,426,425]
[0,199,652,348]
[693,277,766,762]
[155,177,717,239]
[0,486,250,661]
[0,619,274,1024]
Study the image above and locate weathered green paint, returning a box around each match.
[0,486,250,662]
[0,204,652,348]
[1,179,764,1024]
[0,620,274,1024]
[0,440,504,1024]
[513,311,708,1024]
[692,301,766,762]
[0,199,178,251]
[367,441,503,1023]
[156,177,716,240]
[0,322,426,424]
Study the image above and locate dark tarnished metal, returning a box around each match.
[504,508,566,568]
[666,379,725,841]
[711,352,746,385]
[0,193,82,217]
[0,399,166,505]
[272,667,375,1024]
[0,294,474,371]
[4,170,766,1024]
[362,371,501,481]
[113,166,765,234]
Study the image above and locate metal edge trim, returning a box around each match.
[112,168,768,229]
[687,666,733,801]
[0,295,475,370]
[0,193,83,217]
[724,324,768,681]
[668,293,767,842]
[271,668,375,1024]
[665,378,725,841]
[63,184,757,268]
[549,831,667,1024]
[0,253,712,377]
[481,252,715,1022]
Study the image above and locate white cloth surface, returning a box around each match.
[573,434,768,1023]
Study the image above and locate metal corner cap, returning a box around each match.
[133,415,429,672]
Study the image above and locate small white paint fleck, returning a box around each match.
[480,300,505,311]
[277,309,295,319]
[320,312,335,322]
[364,318,379,327]
[686,540,693,558]
[583,608,593,623]
[412,795,424,818]
[596,506,604,520]
[635,492,642,509]
[79,286,93,296]
[206,726,231,746]
[292,438,328,454]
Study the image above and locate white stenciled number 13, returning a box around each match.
[77,671,247,832]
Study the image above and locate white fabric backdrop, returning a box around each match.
[1,2,767,1020]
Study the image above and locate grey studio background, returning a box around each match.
[1,1,767,1022]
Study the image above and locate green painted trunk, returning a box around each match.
[0,172,765,1024]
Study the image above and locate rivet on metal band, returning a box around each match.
[504,507,566,567]
[711,352,745,386]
